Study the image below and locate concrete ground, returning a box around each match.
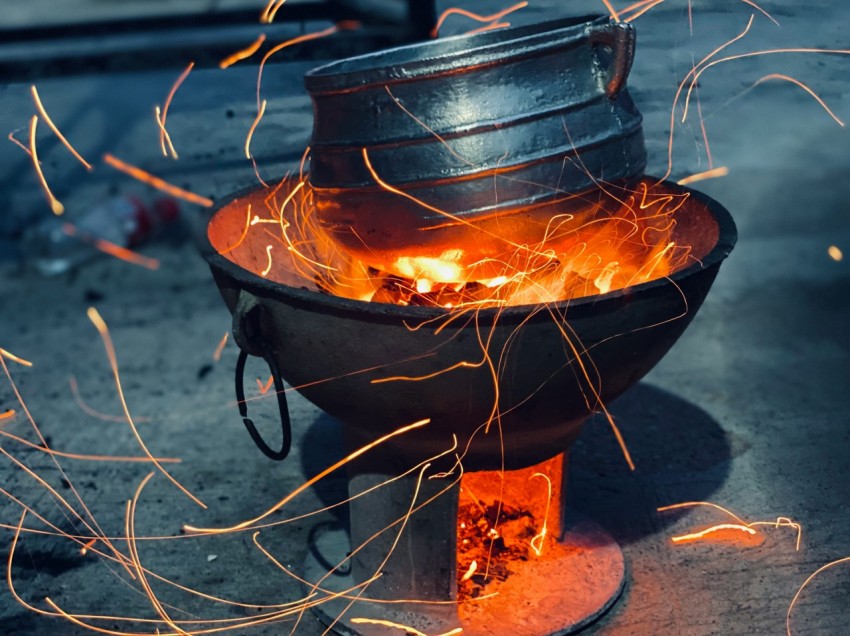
[1,1,849,634]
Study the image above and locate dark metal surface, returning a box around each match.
[199,180,735,471]
[304,15,646,269]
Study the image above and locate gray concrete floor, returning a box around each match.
[1,1,849,635]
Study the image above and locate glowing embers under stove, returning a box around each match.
[303,453,624,636]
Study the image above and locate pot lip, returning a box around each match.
[304,14,611,94]
[196,178,737,324]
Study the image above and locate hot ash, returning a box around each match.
[219,175,694,308]
[457,499,537,597]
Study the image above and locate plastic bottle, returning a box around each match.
[20,195,179,276]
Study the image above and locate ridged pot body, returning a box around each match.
[304,15,646,273]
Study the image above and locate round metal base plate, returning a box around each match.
[303,512,625,636]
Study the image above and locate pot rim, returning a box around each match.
[197,178,737,325]
[304,14,611,94]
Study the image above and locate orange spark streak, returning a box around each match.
[363,147,528,255]
[276,182,339,273]
[260,0,286,23]
[80,538,97,555]
[251,458,481,605]
[529,472,552,556]
[370,359,484,384]
[70,374,150,423]
[1,446,136,581]
[0,347,32,367]
[350,617,463,636]
[695,86,714,168]
[5,446,464,632]
[2,489,302,608]
[749,517,802,551]
[1,354,137,579]
[212,332,229,362]
[30,85,93,170]
[464,20,510,36]
[10,514,135,632]
[431,2,527,37]
[622,0,665,22]
[677,166,730,185]
[0,429,180,463]
[255,375,274,394]
[671,523,757,543]
[183,418,429,534]
[7,130,33,157]
[103,154,213,207]
[787,556,850,636]
[659,502,802,549]
[828,245,843,261]
[546,306,635,470]
[29,116,64,215]
[662,15,754,182]
[683,47,850,124]
[752,74,845,127]
[87,307,206,509]
[461,559,478,582]
[154,106,178,160]
[62,223,160,270]
[126,473,185,636]
[0,409,15,421]
[601,0,620,21]
[245,99,267,159]
[658,501,749,524]
[219,204,252,254]
[260,244,273,276]
[219,34,267,69]
[320,463,432,634]
[256,25,346,108]
[158,62,194,158]
[740,0,780,27]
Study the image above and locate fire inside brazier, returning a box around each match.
[198,15,736,636]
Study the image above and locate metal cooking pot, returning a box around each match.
[304,14,646,275]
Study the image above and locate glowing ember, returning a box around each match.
[658,501,802,550]
[457,498,538,597]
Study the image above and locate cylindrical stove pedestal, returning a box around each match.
[304,449,624,636]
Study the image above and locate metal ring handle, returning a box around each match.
[588,21,636,97]
[235,348,292,461]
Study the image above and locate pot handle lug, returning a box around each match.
[232,290,292,461]
[232,289,265,357]
[589,21,636,98]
